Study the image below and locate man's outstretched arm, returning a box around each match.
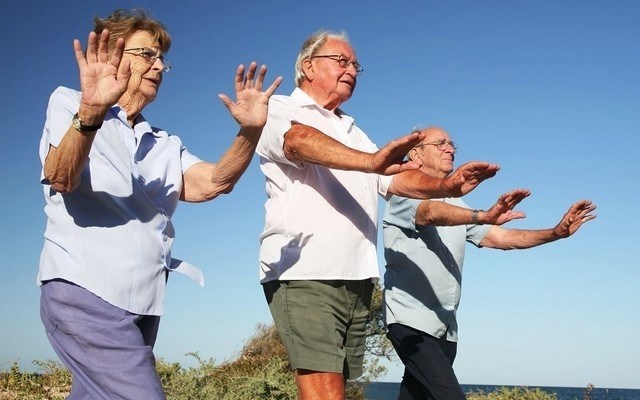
[480,199,597,250]
[414,188,530,226]
[388,161,500,200]
[283,123,424,174]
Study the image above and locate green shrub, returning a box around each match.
[0,299,595,400]
[0,360,70,399]
[2,360,598,400]
[467,386,558,400]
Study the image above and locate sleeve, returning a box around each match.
[383,195,422,232]
[467,224,491,247]
[179,144,203,173]
[41,87,81,149]
[378,174,393,198]
[39,87,81,183]
[348,124,390,199]
[255,95,306,168]
[458,198,492,247]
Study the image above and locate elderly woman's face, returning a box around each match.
[120,30,165,104]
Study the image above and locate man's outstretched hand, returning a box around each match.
[442,161,500,197]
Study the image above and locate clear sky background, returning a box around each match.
[1,0,638,390]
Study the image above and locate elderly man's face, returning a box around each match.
[305,38,359,110]
[410,128,457,178]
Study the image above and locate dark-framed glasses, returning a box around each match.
[415,139,458,152]
[124,47,171,72]
[311,54,364,75]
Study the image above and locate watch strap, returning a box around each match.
[72,113,103,132]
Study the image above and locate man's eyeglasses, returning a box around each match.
[414,139,458,152]
[311,54,364,75]
[124,47,171,72]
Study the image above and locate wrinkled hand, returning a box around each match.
[75,29,130,116]
[218,62,283,129]
[552,200,597,238]
[442,161,500,197]
[483,189,531,225]
[368,131,426,175]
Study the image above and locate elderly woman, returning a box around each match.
[38,9,281,399]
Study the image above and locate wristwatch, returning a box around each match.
[471,209,482,224]
[72,113,103,132]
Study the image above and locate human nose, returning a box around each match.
[345,62,359,76]
[151,57,163,69]
[152,57,170,72]
[444,143,456,153]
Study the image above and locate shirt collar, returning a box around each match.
[110,106,163,139]
[291,88,350,120]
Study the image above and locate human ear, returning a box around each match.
[408,147,419,162]
[302,58,315,81]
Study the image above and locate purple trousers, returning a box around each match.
[40,279,166,400]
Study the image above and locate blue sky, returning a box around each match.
[1,0,638,390]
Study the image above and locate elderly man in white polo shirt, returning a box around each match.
[255,29,499,400]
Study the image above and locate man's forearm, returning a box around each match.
[283,123,372,171]
[388,170,450,200]
[416,201,482,226]
[481,227,561,250]
[499,228,560,249]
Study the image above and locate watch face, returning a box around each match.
[72,115,82,130]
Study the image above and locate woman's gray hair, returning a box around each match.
[294,29,350,87]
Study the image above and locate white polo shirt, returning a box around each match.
[256,88,392,283]
[38,87,203,316]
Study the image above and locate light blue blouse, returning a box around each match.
[38,87,202,316]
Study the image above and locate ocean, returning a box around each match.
[364,382,640,400]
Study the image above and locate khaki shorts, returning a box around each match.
[263,279,373,379]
